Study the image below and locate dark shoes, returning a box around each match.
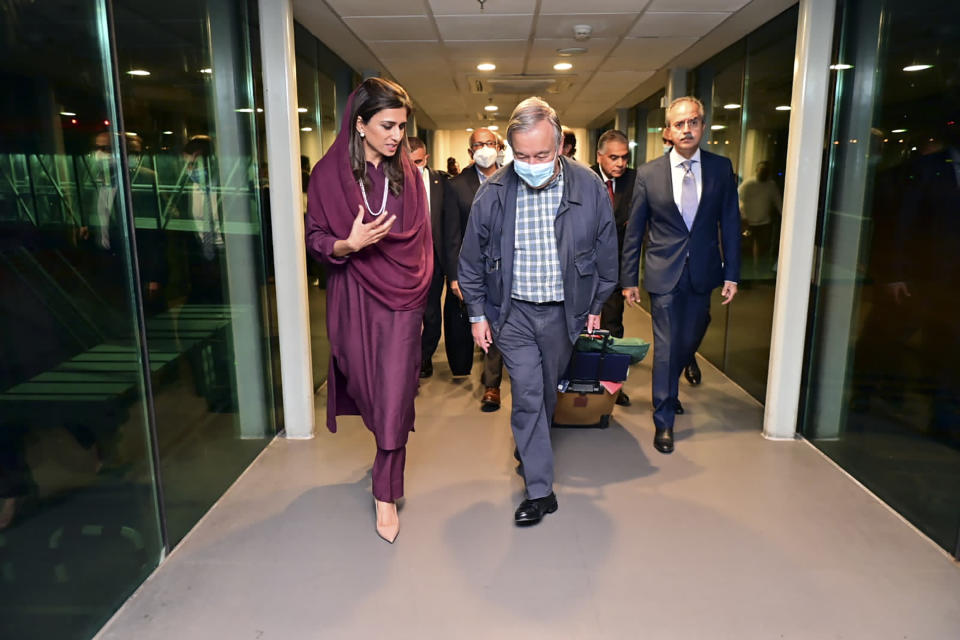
[615,391,631,406]
[674,400,684,415]
[514,492,558,525]
[419,358,433,378]
[684,360,702,386]
[481,386,501,411]
[654,427,674,454]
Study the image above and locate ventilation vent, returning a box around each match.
[469,75,574,95]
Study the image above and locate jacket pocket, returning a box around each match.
[573,251,598,315]
[482,251,502,306]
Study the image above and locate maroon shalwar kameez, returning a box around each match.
[305,95,432,502]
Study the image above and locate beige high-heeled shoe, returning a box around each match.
[374,499,399,544]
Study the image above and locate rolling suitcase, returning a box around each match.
[553,330,631,429]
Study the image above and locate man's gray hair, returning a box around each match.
[665,96,705,126]
[507,97,562,150]
[597,129,629,152]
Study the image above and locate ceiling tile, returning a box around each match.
[435,15,534,41]
[528,37,619,58]
[326,0,426,18]
[343,16,436,41]
[584,70,657,93]
[368,41,445,59]
[443,39,529,60]
[604,37,697,71]
[525,55,606,75]
[540,0,651,15]
[535,13,642,40]
[630,11,730,37]
[647,0,749,10]
[428,0,536,15]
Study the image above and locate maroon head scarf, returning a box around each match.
[306,85,432,311]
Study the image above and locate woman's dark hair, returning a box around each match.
[348,78,413,197]
[446,156,459,176]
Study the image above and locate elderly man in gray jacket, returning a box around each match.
[458,97,618,525]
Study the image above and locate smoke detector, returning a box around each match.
[573,24,592,41]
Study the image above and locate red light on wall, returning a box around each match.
[103,120,110,126]
[948,121,956,126]
[71,119,78,125]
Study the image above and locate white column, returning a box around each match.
[258,0,315,439]
[763,0,836,440]
[666,68,688,103]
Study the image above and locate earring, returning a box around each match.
[358,130,365,138]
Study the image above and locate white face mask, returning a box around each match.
[473,146,497,169]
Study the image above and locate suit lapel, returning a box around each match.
[689,153,713,234]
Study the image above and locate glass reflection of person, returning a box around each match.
[181,135,224,304]
[305,78,432,543]
[738,161,782,271]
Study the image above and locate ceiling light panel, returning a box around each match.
[630,11,730,37]
[435,15,533,41]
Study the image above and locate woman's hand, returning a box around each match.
[333,205,396,257]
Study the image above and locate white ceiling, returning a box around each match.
[294,0,777,130]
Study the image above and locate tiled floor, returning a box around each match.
[96,309,960,640]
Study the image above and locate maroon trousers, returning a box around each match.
[373,446,406,502]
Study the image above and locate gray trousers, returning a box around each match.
[495,300,574,499]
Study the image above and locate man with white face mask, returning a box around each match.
[444,128,504,407]
[458,98,618,525]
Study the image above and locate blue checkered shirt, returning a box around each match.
[511,169,564,302]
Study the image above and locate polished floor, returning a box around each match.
[96,308,960,640]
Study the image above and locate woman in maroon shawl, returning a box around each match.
[306,78,432,543]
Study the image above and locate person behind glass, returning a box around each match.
[591,129,636,408]
[621,97,740,454]
[408,136,448,379]
[182,135,224,304]
[446,156,460,176]
[444,127,505,410]
[738,161,782,270]
[305,78,432,544]
[561,126,577,160]
[458,98,618,524]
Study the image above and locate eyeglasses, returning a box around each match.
[670,117,702,131]
[470,141,498,149]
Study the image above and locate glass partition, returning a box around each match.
[802,0,960,558]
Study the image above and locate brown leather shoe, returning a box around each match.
[481,387,501,412]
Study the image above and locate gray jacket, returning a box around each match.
[458,156,618,344]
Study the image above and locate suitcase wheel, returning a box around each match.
[598,414,610,429]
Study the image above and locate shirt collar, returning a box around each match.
[670,147,701,167]
[598,165,612,183]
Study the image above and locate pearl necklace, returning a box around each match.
[358,177,389,217]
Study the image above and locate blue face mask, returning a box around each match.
[514,155,557,188]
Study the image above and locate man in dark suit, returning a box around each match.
[591,130,636,407]
[408,137,448,378]
[621,96,740,454]
[444,127,505,408]
[459,98,618,524]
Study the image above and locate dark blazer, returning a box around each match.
[621,149,740,294]
[426,167,447,273]
[458,157,619,344]
[443,163,483,280]
[590,164,636,238]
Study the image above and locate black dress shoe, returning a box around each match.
[514,492,558,524]
[653,427,674,454]
[684,360,702,386]
[419,359,433,378]
[674,400,684,415]
[615,391,631,406]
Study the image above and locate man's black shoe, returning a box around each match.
[654,427,674,454]
[514,492,558,524]
[684,360,701,386]
[675,400,684,415]
[615,391,631,406]
[419,359,433,379]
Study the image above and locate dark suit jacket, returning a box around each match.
[443,163,483,280]
[458,157,619,344]
[590,164,636,239]
[621,149,740,294]
[426,167,447,275]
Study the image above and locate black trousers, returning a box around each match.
[421,251,444,362]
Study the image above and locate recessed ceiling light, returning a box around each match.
[489,125,499,131]
[297,107,308,113]
[477,63,496,71]
[124,131,138,137]
[891,128,907,133]
[903,64,932,72]
[301,127,312,132]
[553,62,573,71]
[200,68,212,74]
[723,103,741,110]
[126,69,150,76]
[775,105,791,111]
[830,63,853,70]
[60,111,77,116]
[557,47,588,56]
[256,108,263,113]
[484,105,498,112]
[711,125,726,130]
[236,108,254,113]
[466,128,474,132]
[162,131,174,135]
